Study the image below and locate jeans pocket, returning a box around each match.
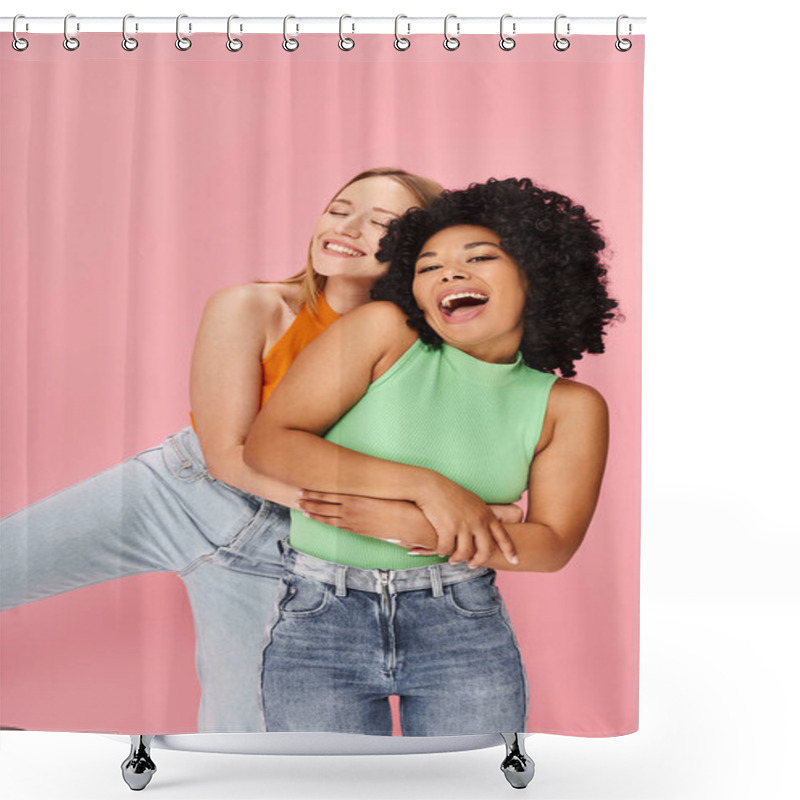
[280,573,331,617]
[163,429,209,482]
[446,572,502,617]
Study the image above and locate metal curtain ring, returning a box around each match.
[394,15,410,51]
[122,14,138,51]
[553,14,570,51]
[176,13,192,51]
[443,14,460,51]
[63,13,80,51]
[12,14,29,52]
[226,15,243,52]
[339,14,355,51]
[615,14,632,51]
[283,15,299,51]
[499,14,516,51]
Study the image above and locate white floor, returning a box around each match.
[2,598,797,800]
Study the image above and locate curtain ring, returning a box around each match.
[283,15,299,51]
[394,15,410,51]
[226,15,243,52]
[443,14,460,51]
[339,14,355,51]
[121,14,138,51]
[553,14,570,51]
[63,13,80,51]
[499,14,516,51]
[175,13,192,51]
[12,14,29,52]
[615,15,632,52]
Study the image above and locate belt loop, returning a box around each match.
[335,564,348,597]
[429,564,444,598]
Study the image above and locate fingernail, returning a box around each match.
[407,552,422,556]
[468,564,477,570]
[302,510,310,518]
[510,555,519,565]
[384,538,401,544]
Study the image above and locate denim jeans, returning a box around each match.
[260,539,528,736]
[0,426,290,732]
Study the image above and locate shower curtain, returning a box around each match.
[0,28,643,738]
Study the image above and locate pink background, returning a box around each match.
[0,33,643,735]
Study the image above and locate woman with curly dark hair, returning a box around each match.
[243,177,619,736]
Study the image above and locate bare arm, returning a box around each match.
[189,284,301,509]
[402,379,610,572]
[243,302,427,498]
[296,492,523,554]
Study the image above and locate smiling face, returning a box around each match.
[310,175,421,282]
[412,225,528,363]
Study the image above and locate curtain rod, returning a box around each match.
[1,16,646,36]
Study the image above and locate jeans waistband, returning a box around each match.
[278,537,492,598]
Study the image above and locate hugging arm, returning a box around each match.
[406,378,610,572]
[242,302,518,566]
[189,285,303,509]
[295,492,524,565]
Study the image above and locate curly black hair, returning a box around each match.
[371,177,622,377]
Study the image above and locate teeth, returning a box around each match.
[440,292,489,309]
[325,242,364,257]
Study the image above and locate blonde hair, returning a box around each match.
[275,168,445,316]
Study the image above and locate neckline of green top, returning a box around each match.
[438,341,526,386]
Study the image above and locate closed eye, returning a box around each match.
[417,255,496,274]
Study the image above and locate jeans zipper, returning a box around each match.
[378,571,390,608]
[377,572,395,670]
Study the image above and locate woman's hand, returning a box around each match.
[488,503,524,525]
[297,491,437,550]
[414,474,519,567]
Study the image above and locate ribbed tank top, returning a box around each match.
[290,339,559,569]
[189,292,340,432]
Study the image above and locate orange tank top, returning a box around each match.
[189,292,341,432]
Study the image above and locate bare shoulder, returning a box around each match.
[550,377,608,414]
[339,301,413,341]
[350,300,418,340]
[330,302,417,381]
[262,280,305,311]
[535,377,609,454]
[201,283,299,359]
[203,282,285,317]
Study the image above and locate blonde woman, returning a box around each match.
[0,168,450,732]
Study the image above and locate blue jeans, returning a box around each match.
[260,539,528,736]
[0,426,290,732]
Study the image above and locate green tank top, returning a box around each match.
[289,338,558,569]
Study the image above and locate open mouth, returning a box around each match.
[323,240,367,257]
[438,291,489,320]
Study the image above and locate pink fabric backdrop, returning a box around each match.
[0,33,643,735]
